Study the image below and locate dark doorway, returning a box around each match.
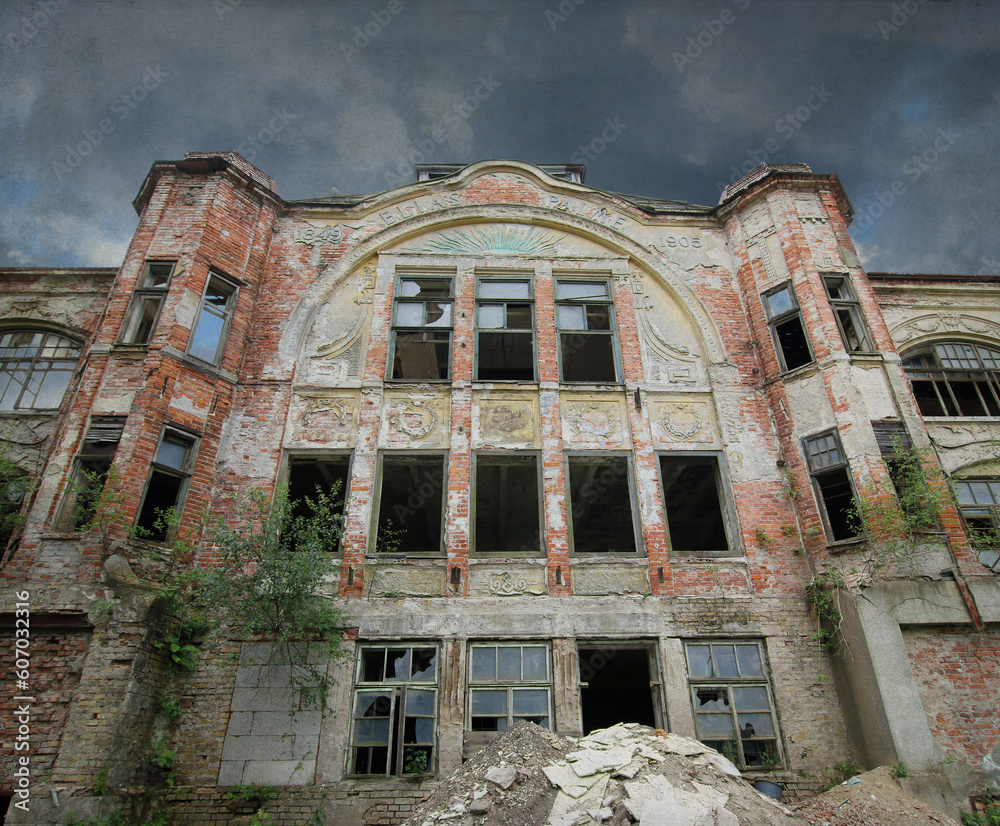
[578,646,657,733]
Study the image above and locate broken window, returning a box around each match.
[187,271,239,364]
[287,455,351,543]
[803,431,859,543]
[476,277,535,381]
[555,278,619,383]
[659,454,733,554]
[823,275,873,354]
[685,640,782,770]
[375,454,445,554]
[135,428,197,541]
[469,644,551,731]
[0,330,82,411]
[872,422,938,533]
[566,455,637,553]
[578,646,658,733]
[763,284,813,372]
[57,417,125,532]
[390,275,454,381]
[474,454,541,554]
[953,479,1000,573]
[120,261,174,344]
[351,644,437,776]
[902,342,1000,417]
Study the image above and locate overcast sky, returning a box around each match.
[1,0,997,274]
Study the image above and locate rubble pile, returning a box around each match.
[403,722,804,826]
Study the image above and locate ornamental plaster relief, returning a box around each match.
[560,393,630,448]
[288,390,359,446]
[380,391,450,447]
[649,396,718,447]
[473,392,539,447]
[629,268,705,388]
[0,295,101,333]
[571,564,651,596]
[300,263,376,384]
[365,565,446,598]
[468,566,548,597]
[889,313,1000,349]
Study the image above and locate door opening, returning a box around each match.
[578,646,657,733]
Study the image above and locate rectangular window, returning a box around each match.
[953,479,1000,572]
[823,275,873,354]
[375,454,445,555]
[390,275,454,381]
[566,455,637,553]
[659,454,733,554]
[468,643,551,732]
[474,454,541,554]
[136,428,197,541]
[555,278,619,383]
[187,272,238,364]
[351,644,437,776]
[476,278,535,381]
[287,455,351,542]
[803,431,859,542]
[763,284,813,372]
[120,261,174,344]
[57,417,125,532]
[685,640,782,770]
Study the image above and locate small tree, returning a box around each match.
[0,449,27,552]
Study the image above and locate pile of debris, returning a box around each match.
[403,722,962,826]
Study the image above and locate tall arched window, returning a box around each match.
[0,330,82,411]
[902,341,1000,417]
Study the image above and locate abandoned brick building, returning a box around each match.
[1,153,999,824]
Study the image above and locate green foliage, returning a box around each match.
[805,571,845,654]
[403,747,430,775]
[156,695,182,724]
[226,784,278,808]
[754,527,771,547]
[248,810,273,826]
[829,759,859,785]
[0,447,27,551]
[961,804,1000,826]
[64,813,130,826]
[150,737,177,787]
[891,760,908,778]
[93,767,110,795]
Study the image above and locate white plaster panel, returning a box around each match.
[379,391,450,448]
[467,565,548,597]
[847,363,897,421]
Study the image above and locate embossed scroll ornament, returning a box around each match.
[388,400,439,439]
[488,571,528,596]
[659,402,708,442]
[567,402,620,440]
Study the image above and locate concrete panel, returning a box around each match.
[968,577,1000,623]
[468,564,548,596]
[367,565,446,597]
[871,580,974,627]
[572,564,651,596]
[660,638,696,739]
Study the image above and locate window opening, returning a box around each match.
[953,479,1000,572]
[0,330,81,411]
[390,275,454,381]
[474,454,540,553]
[351,644,437,776]
[136,429,196,541]
[57,417,125,532]
[555,279,618,383]
[763,284,813,372]
[803,431,859,542]
[376,454,445,554]
[566,455,637,553]
[469,644,551,731]
[822,275,873,354]
[659,455,732,553]
[903,342,1000,417]
[187,272,238,364]
[476,278,535,381]
[121,261,174,344]
[578,646,657,733]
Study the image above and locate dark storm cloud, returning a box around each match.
[0,0,997,273]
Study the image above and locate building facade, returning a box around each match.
[1,154,998,824]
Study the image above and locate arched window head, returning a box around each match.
[0,330,82,411]
[902,341,1000,418]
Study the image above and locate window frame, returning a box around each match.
[472,451,543,556]
[952,478,1000,573]
[554,276,621,384]
[658,452,738,556]
[285,452,353,554]
[802,430,860,544]
[373,452,448,556]
[902,341,1000,418]
[56,417,125,533]
[349,643,439,778]
[822,274,874,355]
[474,275,537,382]
[0,328,82,412]
[565,452,641,555]
[388,272,455,382]
[134,426,198,542]
[684,639,783,771]
[467,642,553,733]
[762,283,814,373]
[186,270,239,366]
[119,260,175,345]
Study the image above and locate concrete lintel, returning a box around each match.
[865,580,974,627]
[966,577,1000,623]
